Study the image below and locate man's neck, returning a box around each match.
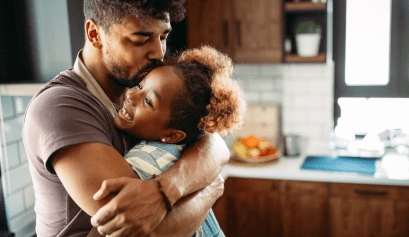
[81,47,127,106]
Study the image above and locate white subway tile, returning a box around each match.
[7,190,25,217]
[307,79,333,93]
[260,65,286,76]
[293,95,322,109]
[305,139,332,155]
[233,64,260,76]
[321,94,334,109]
[5,143,19,168]
[14,96,32,115]
[282,95,294,109]
[24,185,35,208]
[322,64,334,78]
[282,122,296,135]
[261,92,282,103]
[283,109,307,123]
[248,78,274,91]
[283,80,308,93]
[4,116,24,143]
[8,163,32,193]
[292,124,322,138]
[288,64,327,77]
[307,110,333,123]
[244,92,261,102]
[9,207,36,231]
[1,96,14,119]
[19,141,28,163]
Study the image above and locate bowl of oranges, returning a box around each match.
[232,135,280,163]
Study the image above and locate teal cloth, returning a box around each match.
[301,156,377,175]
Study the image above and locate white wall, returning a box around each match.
[233,63,334,155]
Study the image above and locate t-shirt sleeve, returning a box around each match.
[23,86,115,174]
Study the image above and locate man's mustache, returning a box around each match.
[136,60,165,81]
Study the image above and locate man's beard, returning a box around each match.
[108,60,164,88]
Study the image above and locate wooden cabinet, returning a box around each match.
[280,181,328,237]
[329,183,409,237]
[186,0,234,57]
[187,0,283,63]
[226,178,281,237]
[212,178,409,237]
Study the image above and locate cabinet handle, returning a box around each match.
[353,189,387,196]
[222,21,228,47]
[235,20,241,46]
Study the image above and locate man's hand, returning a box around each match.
[91,177,167,237]
[91,175,226,237]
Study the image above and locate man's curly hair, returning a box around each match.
[164,46,247,145]
[84,0,186,31]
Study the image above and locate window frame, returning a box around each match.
[333,0,409,126]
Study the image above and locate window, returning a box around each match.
[334,0,409,134]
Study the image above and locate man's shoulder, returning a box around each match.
[34,69,88,99]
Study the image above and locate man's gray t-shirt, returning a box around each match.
[22,69,133,236]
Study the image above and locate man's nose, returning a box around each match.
[147,37,165,61]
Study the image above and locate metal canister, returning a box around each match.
[283,134,300,157]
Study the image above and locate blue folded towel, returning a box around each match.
[301,156,377,175]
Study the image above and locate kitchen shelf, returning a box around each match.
[285,2,327,12]
[285,53,326,63]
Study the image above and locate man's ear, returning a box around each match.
[163,129,186,144]
[85,19,102,49]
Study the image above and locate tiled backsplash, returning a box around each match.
[0,63,334,236]
[233,63,334,155]
[0,96,35,237]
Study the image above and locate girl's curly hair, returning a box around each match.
[84,0,186,32]
[165,45,247,145]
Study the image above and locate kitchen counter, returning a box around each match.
[221,154,409,186]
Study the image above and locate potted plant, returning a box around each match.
[295,20,322,57]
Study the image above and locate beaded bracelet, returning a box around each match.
[151,174,173,212]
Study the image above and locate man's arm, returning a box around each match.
[91,174,224,237]
[53,133,229,236]
[89,132,229,236]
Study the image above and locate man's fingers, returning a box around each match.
[91,200,119,227]
[95,215,126,236]
[93,177,128,200]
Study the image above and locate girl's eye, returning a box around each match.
[146,98,153,107]
[137,84,142,90]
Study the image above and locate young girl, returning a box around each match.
[88,46,245,237]
[113,45,246,180]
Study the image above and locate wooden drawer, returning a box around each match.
[330,183,409,200]
[230,177,279,193]
[281,180,328,197]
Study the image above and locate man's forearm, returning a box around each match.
[149,175,224,237]
[161,133,230,205]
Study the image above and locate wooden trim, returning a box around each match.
[285,53,326,63]
[285,2,327,12]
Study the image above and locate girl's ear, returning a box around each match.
[163,129,186,144]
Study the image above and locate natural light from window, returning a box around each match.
[337,98,409,134]
[345,0,391,85]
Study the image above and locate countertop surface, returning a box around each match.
[221,153,409,186]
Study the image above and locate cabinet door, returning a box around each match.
[233,0,283,63]
[187,0,234,57]
[281,181,328,237]
[227,178,281,237]
[329,183,409,237]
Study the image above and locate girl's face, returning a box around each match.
[113,66,184,141]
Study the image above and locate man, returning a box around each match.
[22,0,229,236]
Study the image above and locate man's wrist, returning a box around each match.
[151,174,173,212]
[158,174,183,206]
